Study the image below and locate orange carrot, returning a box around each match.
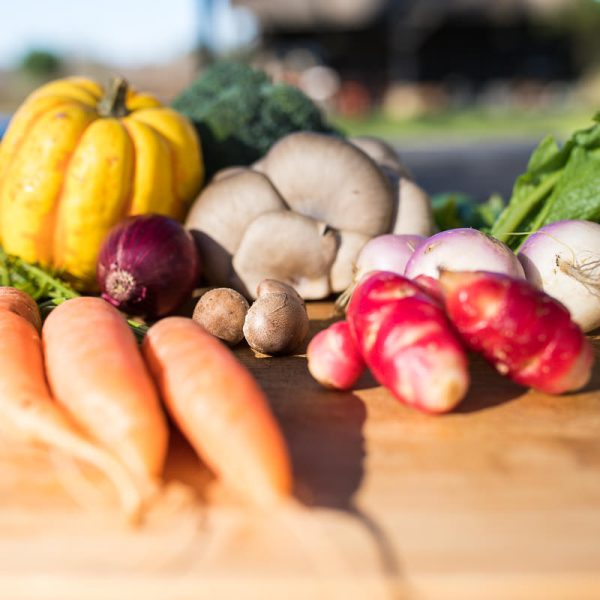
[142,316,292,506]
[0,286,42,330]
[0,289,143,520]
[42,297,169,490]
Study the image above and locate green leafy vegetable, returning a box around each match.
[432,192,504,231]
[0,247,78,302]
[171,61,339,178]
[490,113,600,249]
[0,248,148,340]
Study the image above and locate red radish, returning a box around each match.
[439,270,594,394]
[307,321,365,390]
[335,233,425,312]
[347,271,469,413]
[414,274,444,305]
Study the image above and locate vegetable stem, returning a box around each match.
[491,169,562,243]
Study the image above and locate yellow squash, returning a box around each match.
[0,77,204,288]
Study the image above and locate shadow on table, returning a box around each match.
[251,349,405,597]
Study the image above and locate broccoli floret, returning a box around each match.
[171,62,339,178]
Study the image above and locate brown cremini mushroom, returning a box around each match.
[243,279,309,356]
[193,288,249,345]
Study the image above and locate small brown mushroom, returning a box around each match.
[243,280,309,356]
[193,288,249,345]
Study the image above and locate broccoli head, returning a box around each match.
[171,62,339,178]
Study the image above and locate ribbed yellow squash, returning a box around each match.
[0,77,204,288]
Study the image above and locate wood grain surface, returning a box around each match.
[1,302,599,600]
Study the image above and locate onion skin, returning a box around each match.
[97,214,200,318]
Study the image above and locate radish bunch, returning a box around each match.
[308,269,594,414]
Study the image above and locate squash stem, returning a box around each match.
[98,77,130,118]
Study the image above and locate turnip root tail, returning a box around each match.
[440,270,594,394]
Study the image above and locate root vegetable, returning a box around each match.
[43,297,169,488]
[243,279,309,355]
[97,214,199,319]
[0,288,144,521]
[193,288,249,345]
[0,286,42,330]
[439,270,594,394]
[347,272,469,413]
[355,234,425,279]
[517,220,600,333]
[142,316,292,506]
[307,321,365,390]
[405,228,525,281]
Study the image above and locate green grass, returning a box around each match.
[333,108,595,142]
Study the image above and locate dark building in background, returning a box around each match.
[234,0,578,98]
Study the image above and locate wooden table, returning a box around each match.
[1,302,600,600]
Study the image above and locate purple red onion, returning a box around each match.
[97,214,200,318]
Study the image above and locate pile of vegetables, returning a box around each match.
[0,76,204,289]
[0,286,292,522]
[0,63,599,527]
[310,269,593,412]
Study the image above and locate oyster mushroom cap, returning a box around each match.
[390,177,435,237]
[258,132,394,237]
[232,211,338,299]
[185,169,286,287]
[349,135,411,178]
[329,230,370,293]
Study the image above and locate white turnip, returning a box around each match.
[405,228,525,281]
[517,220,600,333]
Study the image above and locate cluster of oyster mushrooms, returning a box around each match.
[185,132,434,300]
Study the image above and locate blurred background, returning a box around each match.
[2,0,600,198]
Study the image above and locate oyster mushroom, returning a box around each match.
[185,169,286,287]
[349,135,411,178]
[185,132,429,301]
[258,132,394,237]
[233,211,337,299]
[349,136,434,237]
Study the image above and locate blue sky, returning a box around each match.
[0,0,203,68]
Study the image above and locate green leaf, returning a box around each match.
[490,115,600,246]
[528,146,600,233]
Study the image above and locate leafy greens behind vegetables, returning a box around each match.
[171,61,339,178]
[491,113,600,249]
[0,247,78,302]
[432,192,504,232]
